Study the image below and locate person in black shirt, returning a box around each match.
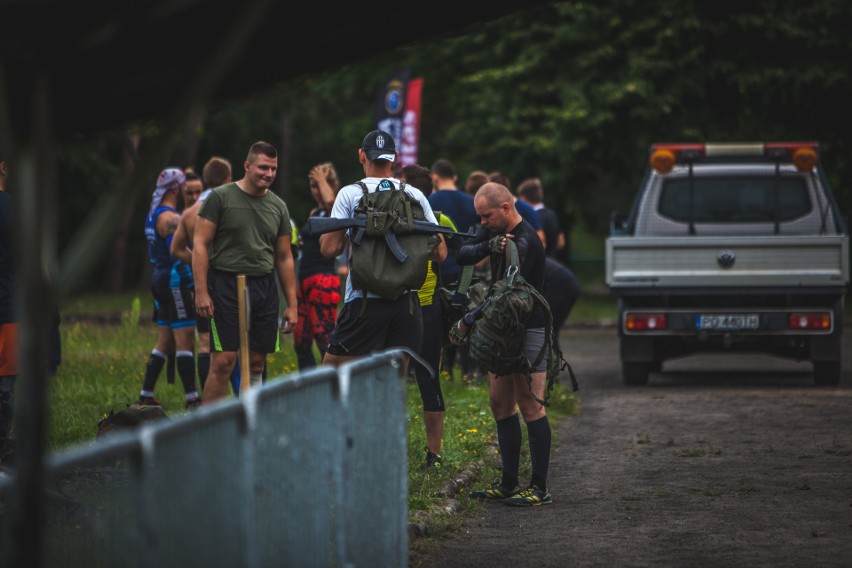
[455,182,554,507]
[294,162,341,369]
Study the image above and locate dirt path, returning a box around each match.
[414,326,852,567]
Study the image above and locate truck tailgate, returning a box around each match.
[606,235,850,288]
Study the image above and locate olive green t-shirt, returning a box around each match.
[198,182,291,276]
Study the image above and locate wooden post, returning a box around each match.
[237,274,251,394]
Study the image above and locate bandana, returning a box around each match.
[149,168,186,218]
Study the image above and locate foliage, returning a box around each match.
[52,0,852,293]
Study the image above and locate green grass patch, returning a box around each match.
[44,293,579,538]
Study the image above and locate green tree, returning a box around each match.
[53,0,852,292]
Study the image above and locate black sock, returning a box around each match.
[197,353,210,391]
[176,353,198,395]
[142,352,166,392]
[527,415,552,491]
[496,413,522,488]
[166,353,176,384]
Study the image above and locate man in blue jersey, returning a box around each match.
[171,156,233,391]
[141,167,202,410]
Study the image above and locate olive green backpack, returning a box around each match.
[349,179,440,304]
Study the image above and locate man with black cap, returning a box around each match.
[319,130,447,371]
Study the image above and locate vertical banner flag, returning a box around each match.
[399,77,423,168]
[374,68,411,156]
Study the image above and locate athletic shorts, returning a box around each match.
[523,327,549,372]
[208,269,280,354]
[151,282,196,330]
[195,315,211,335]
[0,323,18,376]
[326,293,422,357]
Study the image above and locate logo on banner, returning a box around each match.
[384,80,405,116]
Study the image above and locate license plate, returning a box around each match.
[696,314,759,330]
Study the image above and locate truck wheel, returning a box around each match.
[813,361,841,387]
[623,362,649,386]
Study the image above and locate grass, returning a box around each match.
[40,291,580,540]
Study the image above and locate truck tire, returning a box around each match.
[813,361,841,387]
[623,362,649,386]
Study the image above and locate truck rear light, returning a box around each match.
[787,312,831,330]
[625,313,667,331]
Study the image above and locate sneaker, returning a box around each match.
[185,397,202,411]
[470,479,520,500]
[137,396,162,406]
[504,484,552,507]
[422,449,443,470]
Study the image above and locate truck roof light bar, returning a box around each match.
[649,141,820,173]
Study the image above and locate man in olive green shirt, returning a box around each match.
[194,141,298,404]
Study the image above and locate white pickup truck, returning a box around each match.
[606,142,849,386]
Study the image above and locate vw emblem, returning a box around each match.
[717,250,735,268]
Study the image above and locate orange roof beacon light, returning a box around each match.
[649,143,704,173]
[649,141,820,173]
[649,148,675,173]
[792,146,818,171]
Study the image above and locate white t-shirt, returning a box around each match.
[330,177,439,303]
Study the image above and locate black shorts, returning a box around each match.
[326,293,423,357]
[151,282,196,330]
[208,269,280,353]
[196,316,211,334]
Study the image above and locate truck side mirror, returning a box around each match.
[610,211,628,235]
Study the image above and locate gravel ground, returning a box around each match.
[412,325,852,568]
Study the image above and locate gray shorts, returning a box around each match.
[523,327,549,372]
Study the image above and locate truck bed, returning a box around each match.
[606,235,849,289]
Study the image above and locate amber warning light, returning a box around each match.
[649,142,819,174]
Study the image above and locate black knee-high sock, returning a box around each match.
[496,413,522,488]
[176,352,198,395]
[527,415,552,491]
[197,353,210,391]
[142,351,166,392]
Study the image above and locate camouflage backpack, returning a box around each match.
[466,238,578,405]
[96,402,169,439]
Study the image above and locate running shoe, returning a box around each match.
[470,479,520,500]
[422,449,443,470]
[504,484,552,507]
